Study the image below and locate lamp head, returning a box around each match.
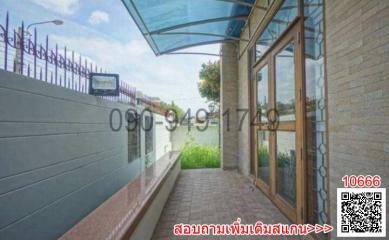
[52,20,64,25]
[208,103,215,113]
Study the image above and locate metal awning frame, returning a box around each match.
[121,0,257,55]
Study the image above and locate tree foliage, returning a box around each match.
[159,101,185,119]
[198,60,220,104]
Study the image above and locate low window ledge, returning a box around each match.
[60,151,181,240]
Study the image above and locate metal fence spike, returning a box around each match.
[0,13,141,107]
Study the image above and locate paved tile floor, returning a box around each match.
[152,169,309,240]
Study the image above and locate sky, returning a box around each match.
[0,0,220,111]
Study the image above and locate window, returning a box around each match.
[128,111,141,162]
[255,0,298,61]
[258,131,270,184]
[257,64,269,123]
[276,131,296,207]
[275,42,295,121]
[144,115,153,155]
[304,0,328,225]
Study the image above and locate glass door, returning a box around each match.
[252,21,304,223]
[272,37,300,222]
[253,59,272,195]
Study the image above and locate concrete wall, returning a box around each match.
[171,125,219,151]
[325,0,389,236]
[155,113,172,160]
[220,42,239,169]
[0,70,153,239]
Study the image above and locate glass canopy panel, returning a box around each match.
[132,0,252,33]
[152,34,227,54]
[121,0,256,55]
[162,19,247,39]
[255,0,298,61]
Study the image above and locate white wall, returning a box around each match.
[171,125,219,151]
[154,113,172,160]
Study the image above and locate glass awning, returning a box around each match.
[121,0,259,55]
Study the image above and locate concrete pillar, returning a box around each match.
[220,42,239,170]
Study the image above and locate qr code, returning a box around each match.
[337,188,386,237]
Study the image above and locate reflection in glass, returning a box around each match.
[257,131,270,184]
[257,65,269,123]
[255,0,298,60]
[304,0,327,225]
[275,42,295,121]
[276,131,296,207]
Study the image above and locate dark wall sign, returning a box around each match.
[89,73,119,96]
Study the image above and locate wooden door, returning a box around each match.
[251,20,305,223]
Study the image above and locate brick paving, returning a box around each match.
[152,169,309,240]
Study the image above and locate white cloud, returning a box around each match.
[49,34,219,110]
[31,0,80,15]
[88,11,110,25]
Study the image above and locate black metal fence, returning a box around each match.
[0,12,137,106]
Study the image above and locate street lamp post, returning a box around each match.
[208,103,215,113]
[26,19,63,34]
[207,102,221,150]
[208,103,216,121]
[14,19,64,74]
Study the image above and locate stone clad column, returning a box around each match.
[220,42,239,170]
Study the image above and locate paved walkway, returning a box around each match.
[152,169,305,240]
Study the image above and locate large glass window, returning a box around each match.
[258,131,270,184]
[275,42,295,121]
[257,65,269,123]
[255,0,298,61]
[276,131,296,207]
[304,0,327,225]
[128,111,140,162]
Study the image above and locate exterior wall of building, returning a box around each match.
[237,49,251,176]
[220,42,239,169]
[0,70,165,239]
[235,0,272,176]
[325,0,389,235]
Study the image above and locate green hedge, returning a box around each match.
[180,143,220,169]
